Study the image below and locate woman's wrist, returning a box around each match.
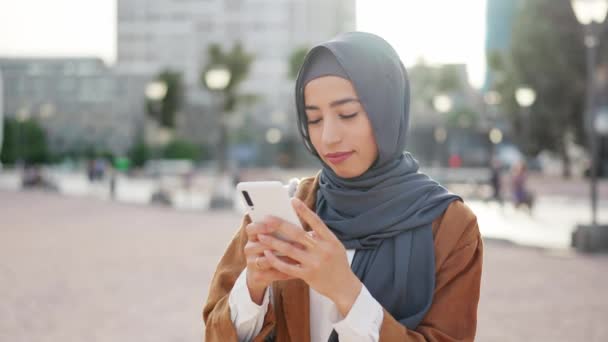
[331,273,363,317]
[246,272,268,305]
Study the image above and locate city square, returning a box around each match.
[1,186,608,341]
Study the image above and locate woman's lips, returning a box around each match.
[325,151,354,164]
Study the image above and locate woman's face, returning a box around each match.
[304,76,378,178]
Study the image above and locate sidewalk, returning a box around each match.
[1,189,607,341]
[468,196,608,250]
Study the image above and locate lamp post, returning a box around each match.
[144,80,169,205]
[484,91,503,168]
[570,0,608,251]
[204,65,232,209]
[144,80,168,148]
[204,66,231,173]
[433,94,452,168]
[595,108,608,180]
[515,86,536,156]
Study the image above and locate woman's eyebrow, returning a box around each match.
[330,97,360,107]
[305,97,360,110]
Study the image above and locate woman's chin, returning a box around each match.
[330,164,366,179]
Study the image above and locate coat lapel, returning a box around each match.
[280,279,311,341]
[280,174,320,342]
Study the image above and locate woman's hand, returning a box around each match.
[243,221,294,304]
[257,198,362,316]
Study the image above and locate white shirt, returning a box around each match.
[228,249,384,342]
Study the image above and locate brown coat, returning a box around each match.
[203,174,483,341]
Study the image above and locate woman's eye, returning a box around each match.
[307,118,322,125]
[340,112,359,119]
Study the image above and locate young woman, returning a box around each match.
[204,32,483,342]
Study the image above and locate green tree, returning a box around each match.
[408,62,468,110]
[163,139,203,161]
[146,69,184,128]
[488,0,608,177]
[288,46,309,80]
[128,140,149,168]
[1,118,17,164]
[0,118,49,165]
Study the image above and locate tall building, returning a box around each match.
[0,58,145,155]
[483,0,517,91]
[116,0,356,145]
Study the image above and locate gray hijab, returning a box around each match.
[295,32,461,339]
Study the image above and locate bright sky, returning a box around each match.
[357,0,487,88]
[0,0,486,87]
[0,0,117,62]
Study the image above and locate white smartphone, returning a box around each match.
[236,181,303,241]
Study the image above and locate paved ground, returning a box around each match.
[1,189,608,341]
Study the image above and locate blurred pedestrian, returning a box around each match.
[87,159,95,182]
[109,168,117,200]
[204,32,483,342]
[94,158,106,180]
[490,157,503,205]
[511,160,534,211]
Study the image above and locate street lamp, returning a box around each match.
[266,128,282,145]
[204,67,231,91]
[433,94,453,114]
[145,81,168,102]
[203,65,233,209]
[570,0,608,252]
[515,87,536,107]
[489,128,503,145]
[571,0,608,25]
[515,86,536,156]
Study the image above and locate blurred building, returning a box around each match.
[407,63,490,167]
[116,0,356,147]
[0,58,146,155]
[483,0,517,91]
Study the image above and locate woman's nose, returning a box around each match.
[321,118,342,146]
